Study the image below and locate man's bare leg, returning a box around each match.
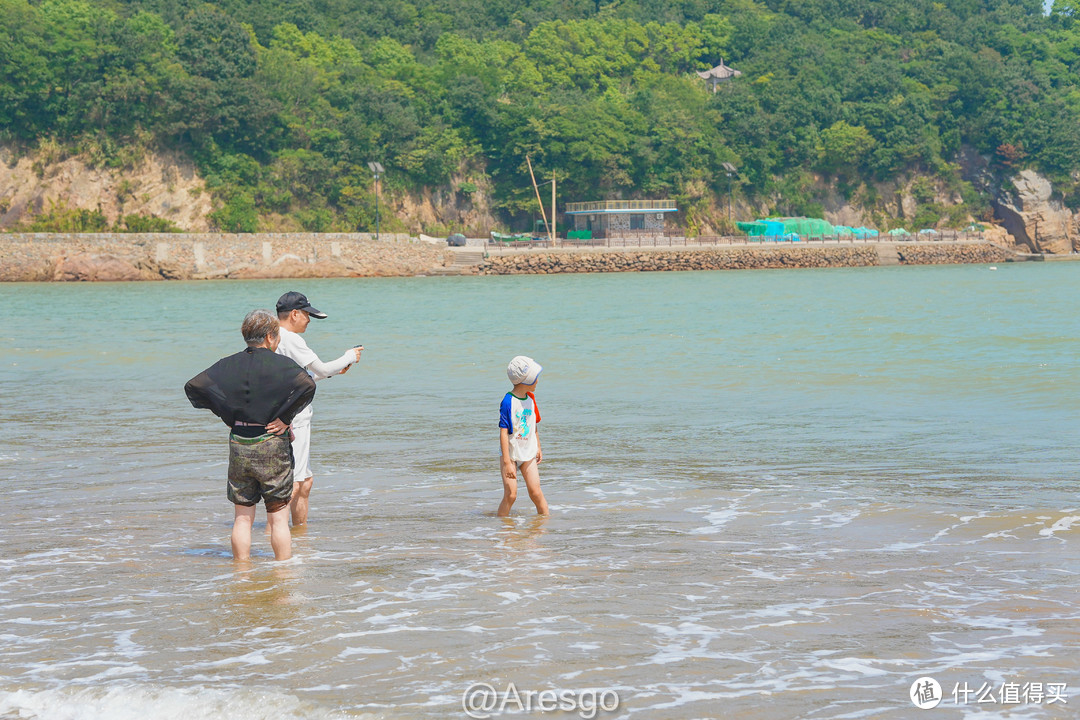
[267,504,292,560]
[231,504,257,560]
[290,477,313,526]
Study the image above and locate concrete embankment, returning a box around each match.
[0,233,453,281]
[0,234,1019,281]
[477,243,1015,275]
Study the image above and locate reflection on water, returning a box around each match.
[497,515,549,552]
[2,266,1080,718]
[221,564,302,627]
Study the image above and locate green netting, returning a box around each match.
[738,217,835,237]
[768,217,835,236]
[736,221,768,236]
[735,217,888,239]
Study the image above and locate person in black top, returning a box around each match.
[185,309,316,561]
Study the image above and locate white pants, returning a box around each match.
[291,419,313,482]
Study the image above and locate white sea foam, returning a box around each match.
[337,647,392,658]
[114,630,147,658]
[742,568,789,581]
[583,485,640,497]
[689,509,739,534]
[958,614,1044,639]
[189,649,275,668]
[0,685,359,720]
[818,657,890,677]
[809,509,863,528]
[1039,515,1080,538]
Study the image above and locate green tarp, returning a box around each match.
[490,232,537,242]
[736,216,883,239]
[737,217,836,238]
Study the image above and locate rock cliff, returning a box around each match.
[0,145,212,231]
[959,147,1078,254]
[993,170,1077,254]
[2,142,1073,251]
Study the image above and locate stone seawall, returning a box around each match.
[0,235,1020,281]
[896,243,1014,265]
[480,246,879,275]
[477,243,1018,275]
[0,233,453,281]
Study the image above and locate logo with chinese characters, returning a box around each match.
[953,681,1068,706]
[911,677,943,709]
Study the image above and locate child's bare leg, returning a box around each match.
[498,474,518,517]
[519,459,548,515]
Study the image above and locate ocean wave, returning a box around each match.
[0,684,366,720]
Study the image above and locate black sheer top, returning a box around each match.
[185,347,316,434]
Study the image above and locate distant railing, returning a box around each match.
[485,231,987,250]
[565,200,678,214]
[605,231,985,246]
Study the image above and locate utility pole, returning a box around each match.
[722,162,737,226]
[525,155,550,241]
[368,161,384,240]
[551,171,556,245]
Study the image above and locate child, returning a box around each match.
[498,356,549,517]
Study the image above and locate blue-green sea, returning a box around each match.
[1,262,1078,719]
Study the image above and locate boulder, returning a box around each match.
[994,170,1077,254]
[55,253,145,281]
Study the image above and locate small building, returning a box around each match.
[697,59,741,93]
[565,200,678,240]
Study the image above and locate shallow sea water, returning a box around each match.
[1,263,1078,719]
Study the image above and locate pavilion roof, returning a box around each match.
[697,60,742,81]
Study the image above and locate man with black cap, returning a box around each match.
[275,291,363,526]
[184,309,316,561]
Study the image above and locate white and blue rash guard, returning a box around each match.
[499,392,541,463]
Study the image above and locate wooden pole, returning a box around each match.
[526,155,550,240]
[551,171,556,244]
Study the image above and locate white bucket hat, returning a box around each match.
[507,355,542,385]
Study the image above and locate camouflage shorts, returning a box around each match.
[227,433,294,512]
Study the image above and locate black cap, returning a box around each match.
[276,291,327,319]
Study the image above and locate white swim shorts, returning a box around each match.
[291,420,313,482]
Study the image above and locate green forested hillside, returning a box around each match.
[3,0,1080,232]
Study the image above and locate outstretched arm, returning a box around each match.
[306,347,362,380]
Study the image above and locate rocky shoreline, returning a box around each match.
[476,243,1015,275]
[894,243,1015,265]
[0,234,1021,281]
[477,246,878,274]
